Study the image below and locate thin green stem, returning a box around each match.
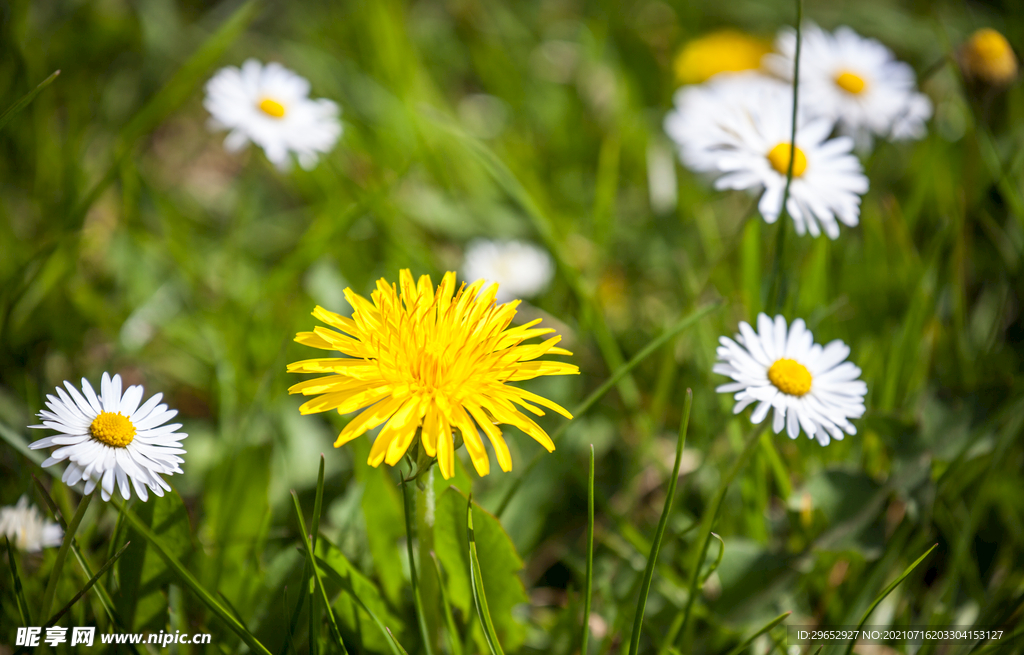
[40,491,93,621]
[663,426,763,653]
[627,390,693,655]
[401,476,435,655]
[581,444,596,655]
[767,0,803,314]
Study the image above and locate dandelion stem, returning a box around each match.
[401,475,436,655]
[40,491,93,622]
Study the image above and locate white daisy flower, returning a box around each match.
[714,314,867,446]
[204,59,342,171]
[764,24,932,148]
[462,239,554,303]
[28,373,187,502]
[0,496,63,552]
[665,74,869,239]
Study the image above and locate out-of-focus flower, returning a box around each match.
[665,74,868,239]
[204,59,341,171]
[714,314,867,446]
[29,373,187,502]
[765,24,932,148]
[288,270,578,479]
[0,497,63,552]
[673,30,772,85]
[960,28,1018,86]
[462,239,554,303]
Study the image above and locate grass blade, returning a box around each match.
[40,491,93,621]
[430,552,464,655]
[386,627,412,655]
[467,494,505,655]
[627,389,693,655]
[314,554,403,655]
[0,70,59,133]
[665,425,763,654]
[44,541,131,627]
[724,611,791,655]
[309,455,326,655]
[117,500,273,655]
[32,478,135,646]
[843,544,937,655]
[291,492,348,655]
[401,475,436,655]
[495,302,720,517]
[581,444,596,655]
[5,537,32,625]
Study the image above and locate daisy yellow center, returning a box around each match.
[767,143,807,177]
[834,70,867,95]
[287,270,579,480]
[674,30,772,84]
[258,98,286,118]
[89,411,136,448]
[767,358,812,397]
[969,29,1013,64]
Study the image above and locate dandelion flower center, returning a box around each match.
[767,358,812,397]
[89,411,136,448]
[834,70,867,95]
[258,98,287,118]
[767,143,807,177]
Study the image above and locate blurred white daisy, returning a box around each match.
[29,373,187,502]
[665,74,868,239]
[714,314,867,446]
[0,496,63,552]
[462,239,554,303]
[204,59,342,171]
[765,24,932,148]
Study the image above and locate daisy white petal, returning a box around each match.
[29,373,188,502]
[204,60,342,171]
[765,23,932,148]
[714,314,867,443]
[0,497,63,552]
[462,239,554,303]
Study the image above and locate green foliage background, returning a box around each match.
[1,0,1023,653]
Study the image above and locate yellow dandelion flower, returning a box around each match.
[673,30,771,85]
[287,269,579,479]
[960,28,1018,86]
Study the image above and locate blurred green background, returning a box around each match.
[2,0,1023,653]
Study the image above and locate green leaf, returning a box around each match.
[434,486,528,653]
[468,495,505,655]
[0,70,59,133]
[356,446,406,605]
[581,444,595,655]
[116,491,194,630]
[430,552,464,655]
[315,537,407,655]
